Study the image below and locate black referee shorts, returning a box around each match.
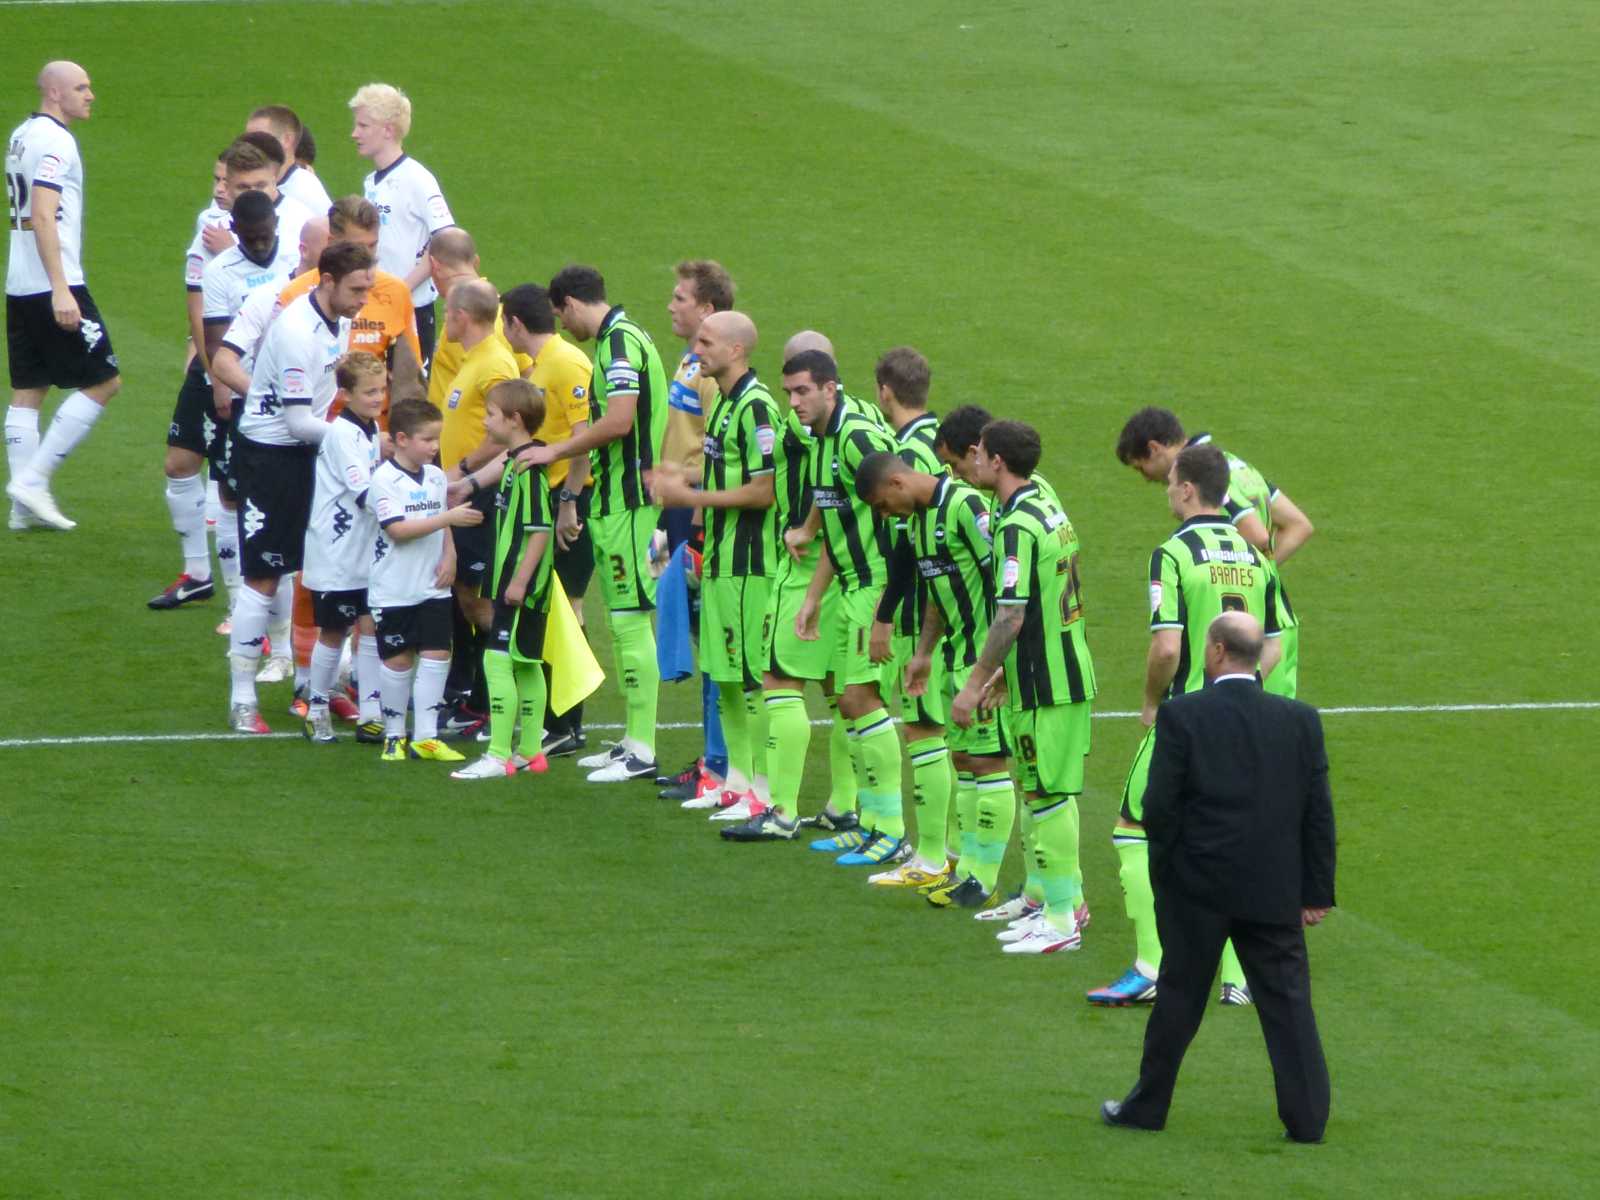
[6,287,119,391]
[553,481,595,599]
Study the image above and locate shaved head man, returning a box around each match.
[6,59,120,531]
[648,310,787,836]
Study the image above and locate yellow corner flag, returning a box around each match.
[544,584,604,716]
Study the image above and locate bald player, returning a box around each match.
[648,312,783,832]
[6,61,121,532]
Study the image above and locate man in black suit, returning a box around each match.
[1101,611,1336,1143]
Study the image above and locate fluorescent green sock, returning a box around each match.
[1114,829,1162,976]
[908,736,952,865]
[512,659,547,758]
[744,688,768,783]
[1019,805,1045,905]
[1029,796,1084,931]
[953,771,978,879]
[854,708,905,838]
[1220,940,1246,989]
[826,696,858,814]
[609,609,660,756]
[972,771,1017,892]
[484,649,517,760]
[763,689,810,817]
[717,681,752,787]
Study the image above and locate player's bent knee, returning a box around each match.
[87,375,122,403]
[164,447,202,478]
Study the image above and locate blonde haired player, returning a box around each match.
[350,83,454,367]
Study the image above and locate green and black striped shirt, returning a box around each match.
[588,306,669,519]
[994,480,1097,709]
[913,474,994,671]
[701,370,778,579]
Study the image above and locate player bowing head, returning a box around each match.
[853,451,918,519]
[317,241,377,319]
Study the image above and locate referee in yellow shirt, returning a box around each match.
[502,282,595,755]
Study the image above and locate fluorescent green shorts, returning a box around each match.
[589,507,659,612]
[944,662,1007,758]
[1265,624,1298,699]
[1012,701,1092,798]
[881,629,947,728]
[765,558,838,682]
[700,574,773,689]
[830,584,883,689]
[1119,724,1156,822]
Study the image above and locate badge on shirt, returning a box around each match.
[1002,555,1020,590]
[36,154,63,182]
[1149,582,1163,612]
[975,511,991,542]
[447,388,462,410]
[282,367,308,396]
[756,425,775,457]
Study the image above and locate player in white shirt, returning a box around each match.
[225,241,374,734]
[300,354,386,745]
[185,154,234,349]
[221,134,315,263]
[152,190,302,610]
[5,61,121,532]
[367,396,482,762]
[202,215,328,635]
[349,82,454,369]
[245,105,333,216]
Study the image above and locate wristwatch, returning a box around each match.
[558,488,579,504]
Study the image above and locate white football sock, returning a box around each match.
[205,477,221,528]
[214,506,240,595]
[165,473,211,581]
[229,585,273,706]
[5,407,40,501]
[24,391,103,486]
[356,634,382,723]
[309,641,342,710]
[379,662,412,738]
[265,583,292,659]
[412,656,451,741]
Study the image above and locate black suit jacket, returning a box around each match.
[1142,678,1336,925]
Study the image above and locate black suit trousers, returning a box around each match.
[1120,886,1331,1140]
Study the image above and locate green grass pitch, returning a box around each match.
[3,1,1598,1195]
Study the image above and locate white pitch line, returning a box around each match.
[0,700,1592,749]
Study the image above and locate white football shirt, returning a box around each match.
[184,202,231,290]
[272,193,315,259]
[369,460,450,607]
[200,238,300,325]
[363,155,453,306]
[303,410,381,592]
[218,279,286,368]
[6,113,85,296]
[237,291,349,447]
[277,164,331,219]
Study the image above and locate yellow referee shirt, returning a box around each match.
[439,333,521,469]
[527,334,594,489]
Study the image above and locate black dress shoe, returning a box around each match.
[1101,1100,1162,1131]
[1283,1130,1325,1144]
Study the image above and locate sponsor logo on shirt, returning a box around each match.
[447,389,462,410]
[917,557,956,579]
[573,385,586,400]
[811,486,848,510]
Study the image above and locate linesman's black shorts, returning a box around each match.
[311,588,370,632]
[552,481,595,599]
[229,433,316,579]
[373,597,453,661]
[451,486,496,590]
[6,287,119,391]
